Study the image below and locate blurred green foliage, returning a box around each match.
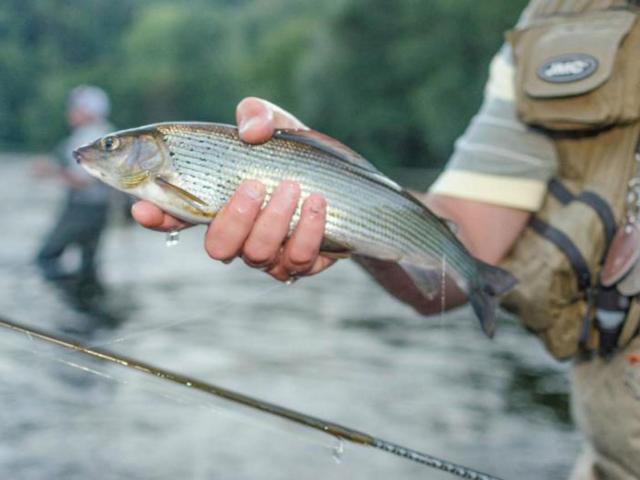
[0,0,527,169]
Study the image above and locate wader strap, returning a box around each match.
[529,217,592,290]
[547,179,617,247]
[576,192,617,247]
[544,179,625,353]
[595,287,630,358]
[546,179,637,354]
[598,321,623,358]
[548,178,574,205]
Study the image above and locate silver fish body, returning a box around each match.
[74,122,516,336]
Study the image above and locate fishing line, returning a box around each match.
[440,254,447,328]
[52,358,116,381]
[0,316,505,480]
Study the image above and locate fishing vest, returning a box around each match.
[498,0,640,360]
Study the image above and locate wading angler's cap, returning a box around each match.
[67,85,110,119]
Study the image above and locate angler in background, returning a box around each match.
[35,86,114,294]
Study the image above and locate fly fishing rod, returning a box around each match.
[0,317,504,480]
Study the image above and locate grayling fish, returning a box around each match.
[74,122,515,336]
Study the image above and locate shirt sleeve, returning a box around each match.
[429,45,558,211]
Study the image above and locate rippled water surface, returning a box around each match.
[0,156,581,479]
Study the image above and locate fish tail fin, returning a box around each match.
[468,290,498,338]
[469,262,517,338]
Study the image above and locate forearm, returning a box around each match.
[425,193,530,265]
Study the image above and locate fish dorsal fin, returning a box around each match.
[273,128,404,192]
[275,129,448,228]
[274,128,381,174]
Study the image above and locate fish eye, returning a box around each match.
[101,136,120,152]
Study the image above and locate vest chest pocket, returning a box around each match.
[508,9,640,131]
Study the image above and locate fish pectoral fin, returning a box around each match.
[155,176,209,213]
[319,237,353,259]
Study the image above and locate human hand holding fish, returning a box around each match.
[74,96,516,337]
[130,97,337,282]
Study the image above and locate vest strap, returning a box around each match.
[548,178,573,205]
[547,178,617,248]
[529,216,592,290]
[576,191,617,247]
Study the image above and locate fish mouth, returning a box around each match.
[72,143,94,164]
[72,145,105,181]
[72,147,85,164]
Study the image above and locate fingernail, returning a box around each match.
[239,116,262,136]
[239,181,265,201]
[307,194,325,215]
[279,181,298,198]
[271,181,299,212]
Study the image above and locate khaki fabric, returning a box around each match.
[509,9,640,131]
[500,1,640,359]
[570,336,640,480]
[499,123,640,359]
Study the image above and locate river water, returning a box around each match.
[0,156,581,479]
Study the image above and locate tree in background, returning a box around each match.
[0,0,134,147]
[115,4,240,126]
[296,0,528,169]
[0,0,527,172]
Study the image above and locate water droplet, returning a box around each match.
[185,382,192,387]
[285,275,298,286]
[331,438,345,464]
[166,230,180,247]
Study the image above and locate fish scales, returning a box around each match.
[74,121,517,337]
[173,125,473,281]
[163,126,469,277]
[165,127,457,259]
